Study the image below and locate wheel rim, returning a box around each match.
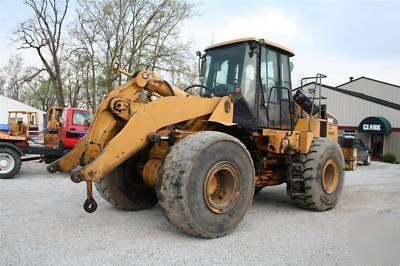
[0,153,15,174]
[321,159,339,194]
[203,161,240,214]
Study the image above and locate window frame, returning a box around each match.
[260,47,292,104]
[279,53,291,101]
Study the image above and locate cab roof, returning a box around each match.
[205,37,294,57]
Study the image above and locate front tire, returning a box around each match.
[157,131,255,238]
[290,138,345,211]
[0,148,21,179]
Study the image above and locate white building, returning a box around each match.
[0,95,45,130]
[301,77,400,161]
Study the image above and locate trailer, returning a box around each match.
[0,108,91,179]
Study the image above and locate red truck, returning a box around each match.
[59,108,91,148]
[44,107,92,149]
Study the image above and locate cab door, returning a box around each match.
[259,47,292,130]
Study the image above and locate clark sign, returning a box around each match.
[358,117,391,135]
[362,124,381,131]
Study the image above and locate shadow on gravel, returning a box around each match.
[252,185,299,211]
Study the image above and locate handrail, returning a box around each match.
[299,74,327,131]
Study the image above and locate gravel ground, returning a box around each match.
[1,161,399,265]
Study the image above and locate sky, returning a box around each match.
[1,0,400,87]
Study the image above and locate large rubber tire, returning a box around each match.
[0,148,21,179]
[290,138,345,211]
[157,131,255,238]
[95,156,158,211]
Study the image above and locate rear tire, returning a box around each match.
[95,156,158,211]
[157,131,255,238]
[289,138,345,211]
[0,148,21,179]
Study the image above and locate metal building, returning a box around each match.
[300,77,400,161]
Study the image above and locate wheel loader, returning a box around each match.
[48,37,346,238]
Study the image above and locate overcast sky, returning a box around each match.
[1,0,400,87]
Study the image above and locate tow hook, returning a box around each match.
[83,181,97,213]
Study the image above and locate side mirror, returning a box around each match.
[196,51,202,77]
[290,62,294,72]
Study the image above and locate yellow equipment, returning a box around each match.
[48,38,347,238]
[0,108,70,179]
[0,111,39,179]
[43,107,63,148]
[7,111,39,137]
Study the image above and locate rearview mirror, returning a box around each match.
[196,51,202,77]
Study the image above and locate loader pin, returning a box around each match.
[83,181,97,213]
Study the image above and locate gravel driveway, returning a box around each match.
[1,161,399,265]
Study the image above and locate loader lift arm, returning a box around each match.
[48,70,225,183]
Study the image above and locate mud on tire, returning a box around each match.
[289,138,345,211]
[157,131,255,238]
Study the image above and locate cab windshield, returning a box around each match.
[201,43,256,107]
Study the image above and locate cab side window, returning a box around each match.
[280,54,291,100]
[267,50,279,102]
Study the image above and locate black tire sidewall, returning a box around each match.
[0,148,21,179]
[307,140,345,210]
[184,140,254,236]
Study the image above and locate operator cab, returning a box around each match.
[199,37,294,130]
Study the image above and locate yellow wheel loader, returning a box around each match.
[48,38,345,238]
